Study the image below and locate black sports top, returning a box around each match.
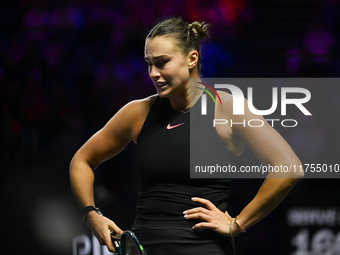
[134,92,238,223]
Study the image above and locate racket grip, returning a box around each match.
[111,231,122,255]
[113,240,121,255]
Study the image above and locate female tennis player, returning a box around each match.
[70,17,304,254]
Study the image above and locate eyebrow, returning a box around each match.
[144,55,170,61]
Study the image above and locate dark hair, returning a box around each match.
[147,17,209,74]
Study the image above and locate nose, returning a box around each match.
[149,65,160,79]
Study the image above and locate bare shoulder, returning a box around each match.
[216,90,234,116]
[123,94,158,143]
[126,94,158,114]
[215,90,233,105]
[217,90,232,101]
[77,94,158,166]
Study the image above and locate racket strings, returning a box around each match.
[122,235,141,255]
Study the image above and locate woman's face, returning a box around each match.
[144,36,192,98]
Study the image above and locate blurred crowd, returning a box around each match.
[0,0,251,171]
[0,0,340,173]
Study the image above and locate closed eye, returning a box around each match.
[144,56,170,68]
[155,60,167,68]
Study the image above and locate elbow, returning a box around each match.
[69,150,96,176]
[286,172,304,189]
[293,160,305,180]
[290,170,304,183]
[282,157,305,180]
[69,153,78,174]
[297,169,305,179]
[287,163,305,182]
[267,161,305,181]
[69,152,86,176]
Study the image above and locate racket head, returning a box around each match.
[120,230,147,255]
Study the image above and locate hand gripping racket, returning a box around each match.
[111,230,147,255]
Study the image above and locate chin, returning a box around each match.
[157,91,170,98]
[156,87,171,98]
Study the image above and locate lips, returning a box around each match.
[155,82,168,87]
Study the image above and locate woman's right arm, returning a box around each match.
[69,96,155,252]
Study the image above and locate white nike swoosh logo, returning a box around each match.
[167,123,185,129]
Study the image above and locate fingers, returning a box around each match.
[184,208,221,232]
[183,197,217,221]
[106,222,123,253]
[191,197,216,210]
[88,215,122,253]
[184,206,211,216]
[109,222,123,236]
[184,209,212,222]
[192,222,217,231]
[184,197,233,236]
[184,197,218,226]
[102,230,116,253]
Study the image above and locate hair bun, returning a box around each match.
[188,21,209,41]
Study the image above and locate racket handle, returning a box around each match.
[113,240,122,255]
[111,231,122,255]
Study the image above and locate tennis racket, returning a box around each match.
[111,230,147,255]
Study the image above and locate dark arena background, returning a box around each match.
[1,0,340,254]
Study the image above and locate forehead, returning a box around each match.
[144,36,181,57]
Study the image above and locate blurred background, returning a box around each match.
[1,0,340,254]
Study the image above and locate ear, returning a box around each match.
[187,50,199,70]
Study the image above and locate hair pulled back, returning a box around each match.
[147,17,209,74]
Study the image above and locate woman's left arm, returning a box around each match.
[229,98,304,232]
[184,96,304,236]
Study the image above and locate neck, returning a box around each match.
[169,77,203,112]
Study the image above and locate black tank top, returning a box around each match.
[135,92,238,222]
